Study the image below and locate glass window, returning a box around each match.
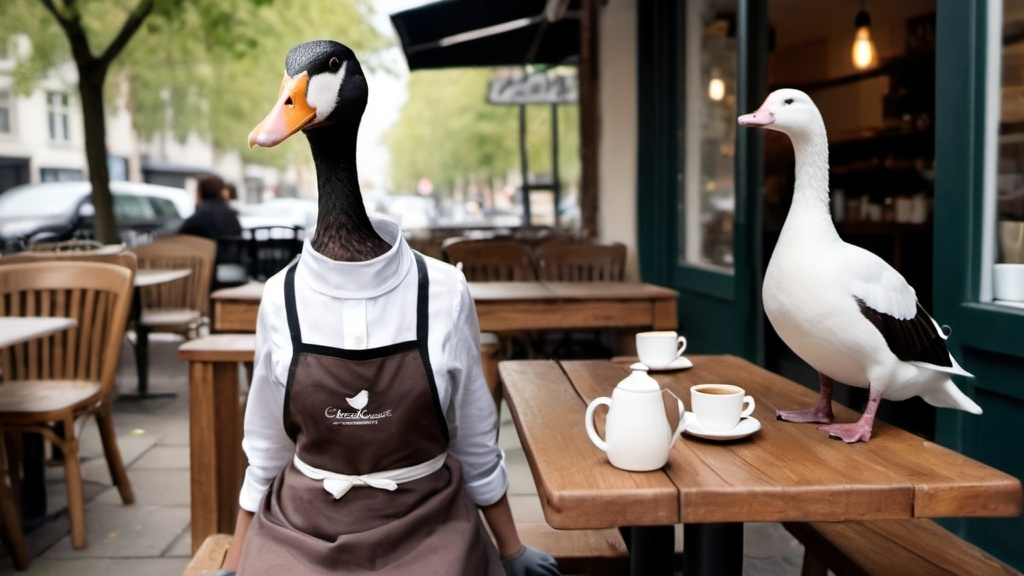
[993,0,1024,305]
[40,167,84,182]
[149,197,180,218]
[0,90,11,134]
[113,194,156,220]
[682,2,737,270]
[47,91,70,141]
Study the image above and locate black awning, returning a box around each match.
[390,0,580,71]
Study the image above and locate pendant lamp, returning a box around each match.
[851,4,878,70]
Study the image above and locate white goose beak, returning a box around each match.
[738,103,775,127]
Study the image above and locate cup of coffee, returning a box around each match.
[689,384,755,433]
[635,331,687,369]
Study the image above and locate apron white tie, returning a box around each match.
[293,452,447,500]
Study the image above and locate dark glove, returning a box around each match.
[500,545,560,576]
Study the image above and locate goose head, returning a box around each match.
[737,88,825,139]
[248,40,367,148]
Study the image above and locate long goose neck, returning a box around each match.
[788,126,835,224]
[305,119,389,261]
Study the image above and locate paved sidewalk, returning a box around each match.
[0,334,806,576]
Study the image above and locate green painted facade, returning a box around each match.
[636,0,1024,568]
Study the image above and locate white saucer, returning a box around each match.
[682,414,761,441]
[642,357,693,372]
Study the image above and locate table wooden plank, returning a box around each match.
[500,360,679,529]
[178,333,255,553]
[210,281,264,333]
[476,300,668,332]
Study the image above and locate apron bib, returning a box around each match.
[238,253,502,575]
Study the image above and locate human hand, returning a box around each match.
[500,545,560,576]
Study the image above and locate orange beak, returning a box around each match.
[248,72,317,148]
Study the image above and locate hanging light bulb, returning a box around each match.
[851,6,878,70]
[708,67,725,102]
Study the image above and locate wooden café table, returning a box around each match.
[499,355,1023,576]
[209,280,679,336]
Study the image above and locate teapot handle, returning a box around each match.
[585,397,612,452]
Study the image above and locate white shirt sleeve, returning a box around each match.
[443,277,508,507]
[238,278,295,512]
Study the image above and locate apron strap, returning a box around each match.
[414,252,450,443]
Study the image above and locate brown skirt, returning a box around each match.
[237,456,503,575]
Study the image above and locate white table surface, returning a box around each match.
[134,268,192,287]
[0,317,79,348]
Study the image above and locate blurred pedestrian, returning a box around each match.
[180,175,246,289]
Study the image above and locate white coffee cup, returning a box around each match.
[689,384,755,433]
[635,331,687,369]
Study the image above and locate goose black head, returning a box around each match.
[248,40,367,148]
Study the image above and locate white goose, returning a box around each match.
[738,88,981,443]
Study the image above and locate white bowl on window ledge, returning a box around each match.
[993,263,1024,303]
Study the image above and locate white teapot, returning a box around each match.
[585,363,686,471]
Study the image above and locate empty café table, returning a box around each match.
[0,317,78,347]
[122,268,193,399]
[0,316,78,522]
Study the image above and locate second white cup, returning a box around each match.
[689,384,755,433]
[635,331,687,369]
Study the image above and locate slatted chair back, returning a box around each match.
[130,234,215,320]
[245,226,303,282]
[0,261,136,549]
[0,261,131,389]
[441,238,536,281]
[0,248,137,276]
[534,242,627,282]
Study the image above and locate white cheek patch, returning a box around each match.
[306,61,347,123]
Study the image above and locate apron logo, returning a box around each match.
[346,390,369,410]
[325,390,393,426]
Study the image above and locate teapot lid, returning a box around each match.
[617,362,661,392]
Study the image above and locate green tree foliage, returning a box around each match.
[385,67,579,196]
[0,0,386,241]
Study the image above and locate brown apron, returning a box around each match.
[238,253,503,575]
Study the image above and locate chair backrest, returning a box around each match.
[129,234,216,316]
[0,261,134,396]
[441,238,536,281]
[0,248,137,277]
[244,226,303,281]
[534,241,627,282]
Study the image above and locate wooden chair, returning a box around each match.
[0,261,136,550]
[128,234,216,394]
[441,237,537,409]
[534,241,628,358]
[441,237,536,281]
[534,241,627,282]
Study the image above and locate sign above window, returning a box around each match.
[487,73,578,105]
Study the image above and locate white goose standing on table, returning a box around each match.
[738,89,981,443]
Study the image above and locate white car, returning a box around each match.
[236,197,318,239]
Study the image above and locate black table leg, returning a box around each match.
[119,289,175,400]
[683,522,744,576]
[621,525,675,576]
[20,432,46,522]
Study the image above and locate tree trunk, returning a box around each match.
[79,63,117,244]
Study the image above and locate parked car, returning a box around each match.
[236,197,318,237]
[0,181,194,253]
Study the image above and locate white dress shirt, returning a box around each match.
[238,216,508,512]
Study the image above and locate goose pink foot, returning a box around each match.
[818,422,873,443]
[818,387,882,443]
[776,373,835,424]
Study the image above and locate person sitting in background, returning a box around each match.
[180,175,243,240]
[180,175,246,289]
